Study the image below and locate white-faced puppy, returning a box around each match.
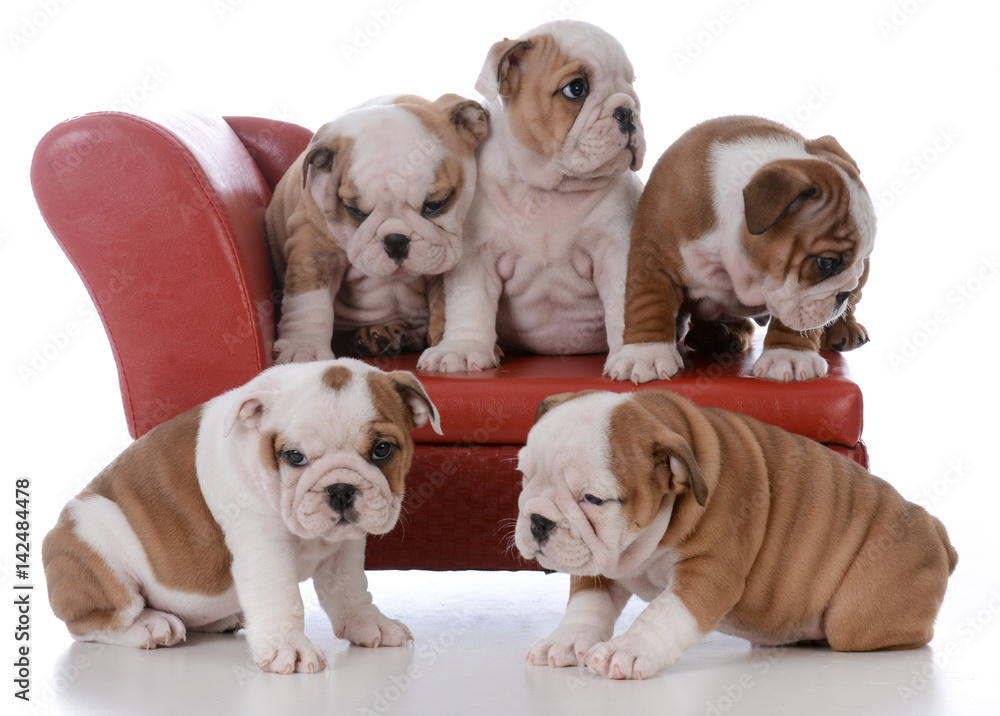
[417,20,645,372]
[516,390,957,680]
[266,94,489,361]
[605,115,876,383]
[42,359,442,674]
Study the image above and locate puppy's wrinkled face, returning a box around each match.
[742,150,876,332]
[515,392,685,578]
[227,360,440,541]
[479,20,645,181]
[306,95,488,278]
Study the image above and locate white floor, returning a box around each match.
[16,561,999,716]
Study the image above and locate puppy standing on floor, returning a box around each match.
[516,390,957,680]
[42,359,441,674]
[606,115,876,383]
[418,19,645,372]
[266,94,488,361]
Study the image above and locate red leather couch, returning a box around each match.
[31,111,868,570]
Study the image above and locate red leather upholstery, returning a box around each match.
[31,111,868,571]
[32,112,278,435]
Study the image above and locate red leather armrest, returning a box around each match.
[31,112,278,437]
[223,116,312,193]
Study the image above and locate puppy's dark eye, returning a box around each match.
[283,450,308,468]
[584,494,607,506]
[815,255,845,276]
[422,192,454,218]
[560,78,589,100]
[371,440,396,463]
[344,203,370,224]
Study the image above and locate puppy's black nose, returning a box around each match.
[383,233,410,262]
[530,514,557,545]
[835,291,851,308]
[613,106,636,135]
[326,484,357,514]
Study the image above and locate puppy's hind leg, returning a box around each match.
[42,512,186,649]
[822,503,955,651]
[684,318,756,355]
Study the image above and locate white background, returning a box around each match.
[2,0,999,711]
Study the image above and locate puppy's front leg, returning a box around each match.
[585,589,704,680]
[274,234,349,364]
[755,318,826,381]
[228,520,327,674]
[417,248,503,372]
[528,576,631,668]
[313,540,412,648]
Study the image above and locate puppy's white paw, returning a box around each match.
[417,340,499,373]
[115,609,187,649]
[585,629,674,681]
[273,338,335,365]
[335,606,413,648]
[526,624,608,668]
[250,631,328,674]
[753,348,828,381]
[604,342,683,383]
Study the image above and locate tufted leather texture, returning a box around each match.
[32,111,868,571]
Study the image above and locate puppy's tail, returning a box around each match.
[935,519,959,575]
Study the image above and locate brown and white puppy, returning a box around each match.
[42,359,441,674]
[516,390,957,680]
[605,115,876,383]
[417,20,644,371]
[266,94,488,361]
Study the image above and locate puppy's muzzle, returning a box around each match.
[326,483,357,516]
[530,513,557,545]
[383,233,410,263]
[613,106,636,135]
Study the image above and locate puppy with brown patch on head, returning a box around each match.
[417,20,645,371]
[266,94,488,361]
[516,390,957,680]
[42,359,441,674]
[605,115,876,383]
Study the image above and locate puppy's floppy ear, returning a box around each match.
[805,135,860,175]
[388,371,443,435]
[651,430,708,507]
[441,94,490,149]
[475,37,534,101]
[534,390,605,423]
[743,161,817,236]
[302,125,344,189]
[223,390,280,437]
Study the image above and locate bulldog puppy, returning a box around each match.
[605,115,876,383]
[42,359,442,674]
[266,94,489,361]
[417,20,645,371]
[517,390,957,680]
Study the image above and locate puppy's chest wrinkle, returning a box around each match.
[334,270,430,329]
[680,240,768,319]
